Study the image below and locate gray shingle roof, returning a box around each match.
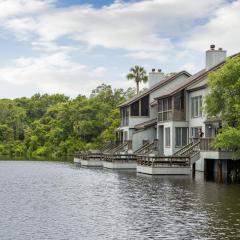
[155,52,240,99]
[119,71,191,107]
[134,118,157,130]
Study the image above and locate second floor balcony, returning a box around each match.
[157,91,185,122]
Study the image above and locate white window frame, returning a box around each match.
[165,127,171,147]
[191,96,202,118]
[175,127,188,147]
[190,127,202,138]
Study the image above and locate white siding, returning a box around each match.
[157,121,189,156]
[128,116,150,128]
[187,88,208,137]
[119,74,190,147]
[132,127,156,152]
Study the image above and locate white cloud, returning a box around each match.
[184,0,240,54]
[93,67,107,77]
[0,0,54,19]
[0,0,239,98]
[0,52,104,96]
[2,0,225,58]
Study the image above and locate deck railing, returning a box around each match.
[134,142,150,154]
[134,140,158,155]
[109,141,129,154]
[103,142,120,153]
[137,155,190,167]
[174,141,194,156]
[100,141,113,152]
[77,152,105,160]
[180,140,200,156]
[199,138,216,151]
[104,154,137,162]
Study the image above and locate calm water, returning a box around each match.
[0,161,240,240]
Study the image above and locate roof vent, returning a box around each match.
[152,68,155,72]
[218,47,223,51]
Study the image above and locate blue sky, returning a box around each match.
[0,0,239,98]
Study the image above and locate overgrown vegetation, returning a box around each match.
[205,56,240,159]
[0,84,135,159]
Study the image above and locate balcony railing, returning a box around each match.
[192,137,231,152]
[173,109,185,121]
[158,109,185,122]
[199,138,216,151]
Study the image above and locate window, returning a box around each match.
[130,101,139,116]
[121,107,129,126]
[165,128,170,147]
[176,127,188,147]
[191,96,202,118]
[130,95,150,117]
[158,97,172,122]
[124,131,128,141]
[141,95,149,116]
[191,127,202,138]
[174,91,184,111]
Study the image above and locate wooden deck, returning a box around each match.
[104,154,137,162]
[137,155,190,167]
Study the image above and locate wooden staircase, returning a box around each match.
[134,140,158,155]
[109,141,129,154]
[174,140,201,164]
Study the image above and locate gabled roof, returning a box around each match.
[155,69,207,99]
[186,78,207,91]
[119,71,191,107]
[155,52,240,100]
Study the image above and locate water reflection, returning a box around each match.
[0,161,239,240]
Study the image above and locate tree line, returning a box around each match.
[0,85,134,159]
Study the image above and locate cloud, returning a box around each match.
[0,0,54,19]
[0,0,239,98]
[184,0,240,54]
[0,52,104,96]
[2,0,225,58]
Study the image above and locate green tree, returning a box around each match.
[127,65,148,94]
[204,56,240,158]
[0,87,132,159]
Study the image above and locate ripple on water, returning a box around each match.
[0,161,240,240]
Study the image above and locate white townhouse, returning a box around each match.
[155,46,226,155]
[118,70,191,152]
[119,45,238,177]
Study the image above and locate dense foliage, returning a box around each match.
[0,84,134,159]
[205,56,240,159]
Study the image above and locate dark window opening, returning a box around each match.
[121,106,129,126]
[176,127,188,147]
[174,91,184,110]
[141,95,149,116]
[131,101,139,116]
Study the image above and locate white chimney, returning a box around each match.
[148,69,164,88]
[206,45,227,70]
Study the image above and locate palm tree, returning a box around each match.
[127,65,148,94]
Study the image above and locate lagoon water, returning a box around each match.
[0,161,240,240]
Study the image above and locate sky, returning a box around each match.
[0,0,239,98]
